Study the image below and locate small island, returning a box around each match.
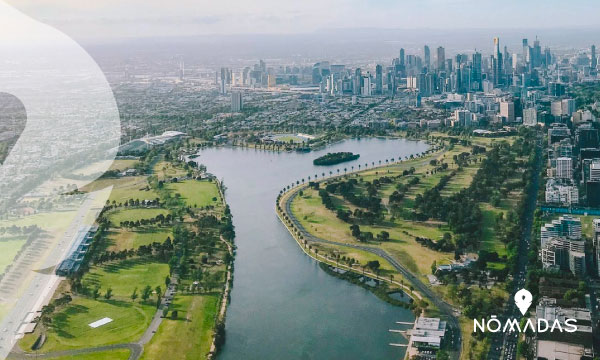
[313,152,360,166]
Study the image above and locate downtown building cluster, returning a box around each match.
[216,37,600,133]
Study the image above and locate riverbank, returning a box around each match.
[196,137,430,360]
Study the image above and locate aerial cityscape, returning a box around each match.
[2,1,600,360]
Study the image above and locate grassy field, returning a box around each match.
[107,208,169,226]
[105,228,172,252]
[167,180,221,208]
[291,188,453,277]
[0,236,27,273]
[140,294,218,360]
[22,297,155,352]
[83,176,157,203]
[82,259,169,299]
[51,349,131,360]
[153,161,188,180]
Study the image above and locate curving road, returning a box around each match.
[281,188,462,359]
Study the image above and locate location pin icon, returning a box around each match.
[514,289,532,316]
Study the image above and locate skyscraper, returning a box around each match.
[522,39,529,64]
[592,45,597,70]
[424,45,430,69]
[492,37,503,86]
[436,46,445,71]
[375,64,383,95]
[231,92,243,112]
[399,48,405,66]
[353,68,361,95]
[471,51,482,91]
[533,38,542,68]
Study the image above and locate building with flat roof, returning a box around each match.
[56,225,98,276]
[406,317,447,359]
[535,298,593,360]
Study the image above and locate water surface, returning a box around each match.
[196,138,429,360]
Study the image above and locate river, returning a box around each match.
[195,137,429,360]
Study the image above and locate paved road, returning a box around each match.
[487,134,543,360]
[282,187,462,359]
[8,281,177,360]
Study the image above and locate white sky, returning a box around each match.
[5,0,600,41]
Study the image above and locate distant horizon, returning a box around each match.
[7,0,600,43]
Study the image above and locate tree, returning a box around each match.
[131,287,138,301]
[366,260,380,272]
[165,276,171,288]
[431,260,437,274]
[171,310,178,320]
[377,231,390,241]
[93,285,101,300]
[142,285,152,302]
[350,224,361,239]
[104,287,113,300]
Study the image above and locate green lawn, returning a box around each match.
[0,236,26,273]
[290,188,452,277]
[23,297,155,352]
[140,294,218,360]
[83,259,170,299]
[51,349,131,360]
[83,176,157,204]
[107,208,169,227]
[153,161,188,180]
[480,204,508,258]
[105,228,172,252]
[167,180,221,208]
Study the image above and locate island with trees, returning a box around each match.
[313,152,360,166]
[277,128,539,360]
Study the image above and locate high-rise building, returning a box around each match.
[551,100,563,117]
[424,45,431,69]
[500,100,515,122]
[362,76,372,96]
[561,98,576,116]
[594,219,600,277]
[267,74,276,88]
[231,92,243,112]
[399,48,405,66]
[471,52,482,91]
[220,67,228,94]
[592,45,597,70]
[387,69,397,95]
[492,37,503,86]
[523,108,537,126]
[436,46,445,71]
[353,68,361,95]
[533,38,542,68]
[540,215,582,248]
[556,157,573,179]
[522,38,529,64]
[375,64,383,95]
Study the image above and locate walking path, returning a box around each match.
[277,167,462,360]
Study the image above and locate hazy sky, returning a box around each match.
[5,0,600,41]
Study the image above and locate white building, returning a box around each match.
[536,298,593,360]
[500,100,515,122]
[555,157,573,179]
[407,317,447,359]
[523,107,537,126]
[545,179,579,206]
